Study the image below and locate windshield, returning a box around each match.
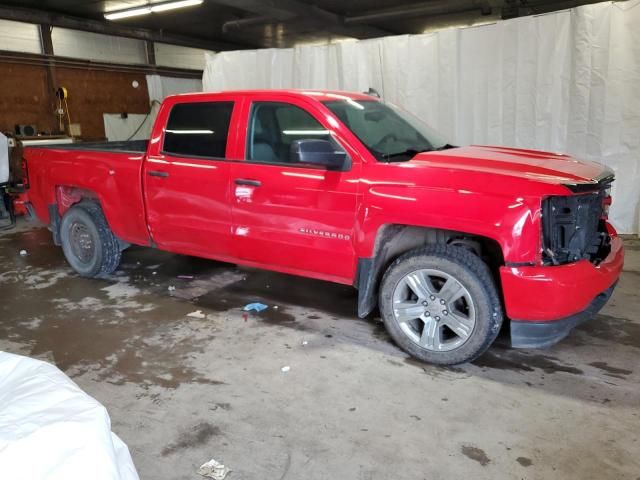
[323,99,451,161]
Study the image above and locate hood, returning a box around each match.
[412,145,612,189]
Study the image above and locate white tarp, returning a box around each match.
[103,75,202,141]
[103,113,153,142]
[0,351,139,480]
[146,74,202,104]
[0,133,9,184]
[203,0,640,234]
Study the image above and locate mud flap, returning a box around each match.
[357,257,376,318]
[0,189,15,231]
[48,203,62,245]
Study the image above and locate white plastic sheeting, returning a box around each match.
[0,133,9,184]
[203,0,640,234]
[0,351,139,480]
[103,75,202,141]
[103,113,153,142]
[146,74,202,104]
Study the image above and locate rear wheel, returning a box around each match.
[379,245,502,365]
[59,202,121,278]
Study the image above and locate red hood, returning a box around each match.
[412,145,612,187]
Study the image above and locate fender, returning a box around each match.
[355,224,505,318]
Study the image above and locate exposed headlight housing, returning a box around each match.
[541,176,613,265]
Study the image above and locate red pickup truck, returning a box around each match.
[22,90,624,365]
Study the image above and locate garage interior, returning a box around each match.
[0,1,639,479]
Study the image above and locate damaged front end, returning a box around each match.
[504,171,623,349]
[541,174,614,266]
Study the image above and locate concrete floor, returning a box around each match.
[1,219,639,480]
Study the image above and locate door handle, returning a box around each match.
[148,170,169,178]
[235,178,261,187]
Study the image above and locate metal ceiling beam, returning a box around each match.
[0,49,203,78]
[212,0,390,39]
[38,24,59,134]
[344,0,493,25]
[0,4,247,51]
[501,0,605,19]
[223,14,290,33]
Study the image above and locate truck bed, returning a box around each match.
[24,141,150,246]
[27,140,149,153]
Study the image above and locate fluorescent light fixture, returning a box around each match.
[105,0,203,20]
[282,130,329,135]
[105,6,152,20]
[165,129,214,134]
[150,0,204,13]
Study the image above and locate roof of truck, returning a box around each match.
[166,89,379,102]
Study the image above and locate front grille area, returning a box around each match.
[541,180,612,265]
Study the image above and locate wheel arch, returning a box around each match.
[51,186,128,250]
[356,224,505,318]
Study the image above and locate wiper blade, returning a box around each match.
[435,143,457,151]
[381,148,431,161]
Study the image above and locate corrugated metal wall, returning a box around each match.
[154,42,209,70]
[51,28,147,64]
[0,19,41,54]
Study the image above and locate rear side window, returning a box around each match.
[163,101,233,158]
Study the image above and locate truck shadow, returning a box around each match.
[2,226,638,406]
[121,245,639,408]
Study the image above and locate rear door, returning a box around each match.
[144,96,240,259]
[230,95,361,284]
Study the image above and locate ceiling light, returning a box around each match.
[150,0,203,13]
[104,0,203,21]
[105,6,152,20]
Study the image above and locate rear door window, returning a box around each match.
[163,101,234,158]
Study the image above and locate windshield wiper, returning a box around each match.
[381,148,431,161]
[435,143,457,151]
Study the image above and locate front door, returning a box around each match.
[230,97,361,284]
[144,97,239,260]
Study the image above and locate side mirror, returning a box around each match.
[290,139,348,171]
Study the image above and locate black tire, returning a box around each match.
[379,244,503,365]
[59,201,121,278]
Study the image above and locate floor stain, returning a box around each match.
[194,289,305,330]
[517,456,533,467]
[223,269,357,318]
[404,357,467,377]
[474,349,583,375]
[461,445,491,466]
[572,314,640,348]
[0,229,226,388]
[370,321,392,342]
[161,422,221,456]
[588,362,632,376]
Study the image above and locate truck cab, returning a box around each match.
[22,89,624,365]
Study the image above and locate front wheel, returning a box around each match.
[379,245,503,365]
[59,202,122,278]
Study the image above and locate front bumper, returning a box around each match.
[510,282,616,348]
[500,226,623,348]
[500,233,623,321]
